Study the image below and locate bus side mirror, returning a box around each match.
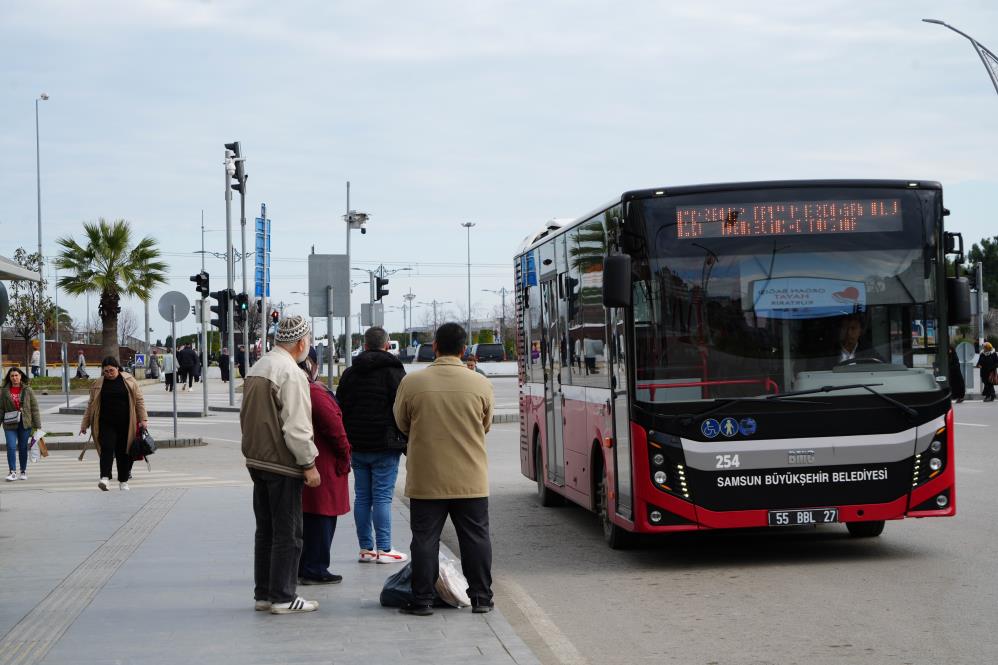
[947,276,971,325]
[603,254,632,308]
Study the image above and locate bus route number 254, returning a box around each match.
[715,454,740,469]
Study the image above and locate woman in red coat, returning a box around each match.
[298,350,352,584]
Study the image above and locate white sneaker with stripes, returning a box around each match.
[270,596,318,614]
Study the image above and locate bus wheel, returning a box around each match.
[598,473,632,549]
[536,444,562,507]
[845,520,885,538]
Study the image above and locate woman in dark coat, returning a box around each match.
[298,349,351,584]
[219,347,230,383]
[976,342,998,403]
[948,345,965,403]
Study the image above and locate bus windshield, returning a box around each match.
[629,188,945,405]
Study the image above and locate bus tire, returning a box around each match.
[845,520,885,538]
[536,441,562,507]
[598,468,633,550]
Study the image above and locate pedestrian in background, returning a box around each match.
[147,352,161,380]
[30,347,40,378]
[219,347,231,383]
[393,322,495,616]
[465,355,487,376]
[3,368,41,482]
[193,344,202,384]
[336,326,408,564]
[976,342,998,403]
[76,351,89,379]
[236,344,247,379]
[163,350,175,392]
[948,345,965,403]
[298,348,351,585]
[79,357,148,491]
[178,343,197,391]
[241,315,320,615]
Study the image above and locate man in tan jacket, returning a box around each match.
[393,322,495,616]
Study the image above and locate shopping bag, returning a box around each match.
[29,430,47,462]
[435,551,471,608]
[380,563,415,608]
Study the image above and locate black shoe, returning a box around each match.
[299,573,342,585]
[472,603,494,614]
[399,604,433,616]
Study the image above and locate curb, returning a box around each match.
[209,405,240,413]
[1,438,206,451]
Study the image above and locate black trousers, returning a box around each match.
[410,497,493,607]
[98,423,133,481]
[983,379,995,401]
[299,513,338,579]
[164,373,174,391]
[250,468,304,603]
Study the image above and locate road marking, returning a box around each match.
[956,422,988,427]
[500,576,589,665]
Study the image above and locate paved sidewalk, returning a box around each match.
[0,486,538,665]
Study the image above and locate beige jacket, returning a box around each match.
[240,346,317,477]
[81,373,148,454]
[394,355,494,499]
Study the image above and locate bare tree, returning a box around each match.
[118,308,138,346]
[7,248,52,369]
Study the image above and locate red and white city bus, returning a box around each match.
[515,180,970,547]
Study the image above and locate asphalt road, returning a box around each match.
[25,378,997,664]
[473,402,998,665]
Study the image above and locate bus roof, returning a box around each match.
[517,179,942,256]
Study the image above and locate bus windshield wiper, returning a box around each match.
[677,382,916,426]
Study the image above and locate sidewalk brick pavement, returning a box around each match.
[0,485,539,665]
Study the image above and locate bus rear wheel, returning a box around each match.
[536,444,562,507]
[845,520,885,538]
[598,472,633,549]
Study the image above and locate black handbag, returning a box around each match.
[131,426,157,460]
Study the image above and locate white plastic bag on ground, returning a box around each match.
[435,551,471,608]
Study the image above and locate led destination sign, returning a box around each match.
[676,198,902,239]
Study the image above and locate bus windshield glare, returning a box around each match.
[630,188,945,405]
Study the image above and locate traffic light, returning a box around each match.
[224,141,246,193]
[564,275,580,320]
[210,289,232,334]
[190,271,209,298]
[375,276,389,301]
[234,292,249,325]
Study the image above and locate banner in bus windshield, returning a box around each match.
[752,277,867,319]
[676,198,902,239]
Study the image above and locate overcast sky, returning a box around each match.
[2,0,997,343]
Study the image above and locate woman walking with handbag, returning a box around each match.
[79,356,149,491]
[298,349,352,584]
[3,368,41,481]
[976,342,998,403]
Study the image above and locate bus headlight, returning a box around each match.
[653,471,667,485]
[652,453,665,466]
[929,458,942,471]
[936,494,948,508]
[930,439,942,453]
[649,510,663,523]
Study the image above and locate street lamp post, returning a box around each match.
[35,92,49,376]
[461,222,475,338]
[343,182,369,369]
[419,300,452,331]
[923,19,998,96]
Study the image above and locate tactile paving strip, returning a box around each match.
[0,488,186,665]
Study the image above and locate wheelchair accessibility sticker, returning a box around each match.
[701,418,720,439]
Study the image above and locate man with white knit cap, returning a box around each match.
[241,314,321,614]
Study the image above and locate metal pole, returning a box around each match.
[978,262,985,347]
[35,96,46,376]
[240,178,250,367]
[344,181,352,369]
[144,297,150,363]
[201,296,208,417]
[259,203,268,358]
[224,148,236,406]
[171,307,178,439]
[54,268,59,344]
[63,342,69,409]
[327,285,334,390]
[461,222,475,337]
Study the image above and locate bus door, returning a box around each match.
[541,278,566,486]
[609,307,632,519]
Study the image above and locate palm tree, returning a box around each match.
[54,218,168,359]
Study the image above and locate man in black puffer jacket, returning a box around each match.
[336,326,409,564]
